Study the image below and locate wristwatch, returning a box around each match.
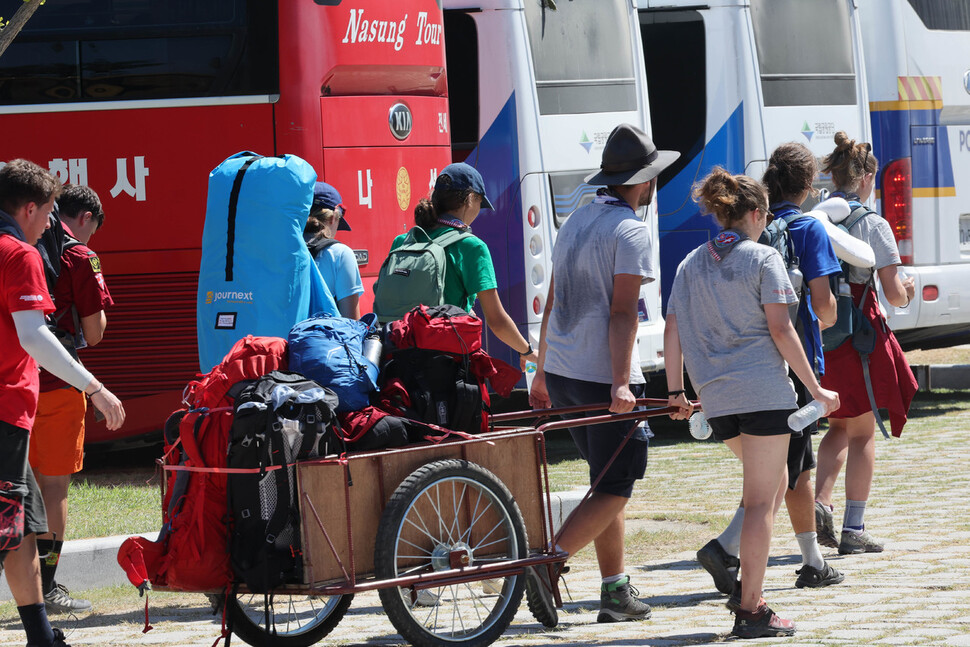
[520,343,535,356]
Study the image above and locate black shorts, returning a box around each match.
[786,375,817,489]
[0,421,48,565]
[709,409,795,441]
[545,373,649,499]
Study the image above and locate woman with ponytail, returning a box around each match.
[386,163,536,368]
[814,132,918,555]
[665,168,838,639]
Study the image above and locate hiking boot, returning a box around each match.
[525,564,558,628]
[44,582,92,614]
[815,501,839,549]
[732,603,796,639]
[481,578,503,595]
[725,580,764,614]
[696,538,740,595]
[597,575,652,623]
[411,588,440,607]
[839,528,884,555]
[795,561,845,588]
[27,627,71,646]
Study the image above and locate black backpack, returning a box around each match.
[758,212,807,327]
[227,370,340,593]
[36,205,86,360]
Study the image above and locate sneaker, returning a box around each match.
[839,528,884,555]
[411,588,440,607]
[725,580,764,614]
[732,603,796,639]
[481,578,503,595]
[795,561,845,588]
[815,501,839,549]
[44,582,92,614]
[696,538,740,595]
[597,575,652,623]
[525,564,559,628]
[27,627,71,646]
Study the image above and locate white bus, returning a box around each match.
[636,0,871,312]
[858,0,970,348]
[442,0,666,375]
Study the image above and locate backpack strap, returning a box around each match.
[225,155,262,281]
[843,205,875,233]
[431,227,471,248]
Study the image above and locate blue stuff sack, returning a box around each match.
[288,315,379,412]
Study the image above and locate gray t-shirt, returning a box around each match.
[544,199,653,385]
[667,234,798,418]
[846,212,900,283]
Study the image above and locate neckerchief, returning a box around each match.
[0,208,26,242]
[592,187,637,214]
[829,191,864,210]
[706,229,749,262]
[436,216,470,232]
[769,200,802,222]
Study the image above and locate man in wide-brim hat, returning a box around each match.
[525,124,679,627]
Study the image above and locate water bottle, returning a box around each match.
[688,412,711,440]
[788,400,826,431]
[524,361,537,375]
[362,334,383,366]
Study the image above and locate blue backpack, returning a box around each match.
[288,314,379,412]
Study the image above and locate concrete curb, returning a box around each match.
[0,490,588,601]
[910,363,970,391]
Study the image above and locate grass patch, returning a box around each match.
[67,478,161,540]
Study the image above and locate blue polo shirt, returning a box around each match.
[771,201,841,376]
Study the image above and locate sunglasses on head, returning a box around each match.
[765,209,774,225]
[861,142,871,172]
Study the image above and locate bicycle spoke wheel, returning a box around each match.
[226,589,352,647]
[376,459,528,647]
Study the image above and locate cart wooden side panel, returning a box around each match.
[298,429,546,585]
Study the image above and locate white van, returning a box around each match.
[443,0,666,373]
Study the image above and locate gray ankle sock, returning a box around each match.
[795,531,825,569]
[718,507,744,557]
[844,499,867,531]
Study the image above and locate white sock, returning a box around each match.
[796,531,825,569]
[718,506,745,557]
[602,572,626,585]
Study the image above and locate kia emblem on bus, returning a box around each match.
[964,70,970,95]
[389,103,413,141]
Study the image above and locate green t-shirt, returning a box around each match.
[389,226,498,312]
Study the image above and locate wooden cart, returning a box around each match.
[222,401,680,647]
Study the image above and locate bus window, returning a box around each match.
[0,0,278,104]
[522,0,636,115]
[750,0,856,106]
[444,11,479,161]
[549,171,598,229]
[906,0,970,30]
[640,10,706,193]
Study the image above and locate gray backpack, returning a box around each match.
[373,226,470,323]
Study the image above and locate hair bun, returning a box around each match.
[833,131,854,152]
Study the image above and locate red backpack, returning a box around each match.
[118,335,288,592]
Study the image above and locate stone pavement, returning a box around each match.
[3,401,969,646]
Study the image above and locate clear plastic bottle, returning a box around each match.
[787,400,826,431]
[688,412,711,440]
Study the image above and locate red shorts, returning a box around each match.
[28,388,86,475]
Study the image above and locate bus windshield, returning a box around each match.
[750,0,856,106]
[522,0,636,115]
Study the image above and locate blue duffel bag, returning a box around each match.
[288,314,379,412]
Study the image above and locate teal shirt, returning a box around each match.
[389,226,498,312]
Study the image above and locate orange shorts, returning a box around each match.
[28,388,86,476]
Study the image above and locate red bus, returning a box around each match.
[0,0,451,445]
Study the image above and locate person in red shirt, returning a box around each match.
[29,185,113,614]
[0,159,124,647]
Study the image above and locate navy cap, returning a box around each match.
[312,181,351,231]
[435,163,494,210]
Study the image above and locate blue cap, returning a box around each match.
[312,182,350,231]
[434,163,494,210]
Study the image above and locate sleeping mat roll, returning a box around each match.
[197,151,338,372]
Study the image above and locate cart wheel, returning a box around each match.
[375,459,528,647]
[226,589,352,647]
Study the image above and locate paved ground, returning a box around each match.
[2,397,969,646]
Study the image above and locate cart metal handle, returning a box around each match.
[491,398,701,426]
